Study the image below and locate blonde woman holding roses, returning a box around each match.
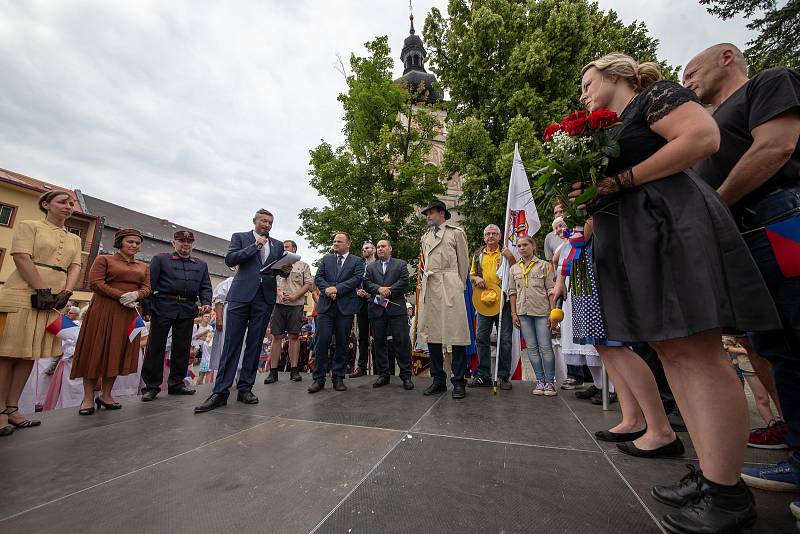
[569,53,780,533]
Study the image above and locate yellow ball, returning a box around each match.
[549,308,565,323]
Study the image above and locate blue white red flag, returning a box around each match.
[128,315,148,342]
[45,314,79,339]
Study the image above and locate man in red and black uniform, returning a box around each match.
[141,231,212,401]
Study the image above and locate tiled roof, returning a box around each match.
[0,167,89,215]
[81,193,232,278]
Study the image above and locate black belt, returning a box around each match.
[156,293,193,302]
[34,262,68,273]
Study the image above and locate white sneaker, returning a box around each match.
[543,382,558,396]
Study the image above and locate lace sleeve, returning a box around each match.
[643,81,700,125]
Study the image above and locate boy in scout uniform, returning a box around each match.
[417,200,471,399]
[141,231,212,401]
[264,239,313,383]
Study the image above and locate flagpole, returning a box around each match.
[493,202,512,396]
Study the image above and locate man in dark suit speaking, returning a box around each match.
[195,209,290,413]
[308,232,364,393]
[364,239,414,390]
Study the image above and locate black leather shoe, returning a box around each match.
[617,436,684,458]
[652,465,704,508]
[141,390,158,402]
[373,375,390,388]
[95,398,122,410]
[591,391,617,405]
[333,381,347,392]
[452,384,466,399]
[168,386,196,395]
[290,368,302,382]
[595,427,647,442]
[194,393,227,413]
[575,385,599,399]
[78,404,95,416]
[499,378,512,390]
[236,391,259,404]
[661,478,756,534]
[264,369,278,384]
[423,383,447,396]
[402,378,414,390]
[308,381,325,393]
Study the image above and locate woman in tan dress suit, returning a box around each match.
[71,229,151,415]
[0,191,84,436]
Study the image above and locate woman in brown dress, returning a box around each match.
[0,191,83,435]
[71,229,151,415]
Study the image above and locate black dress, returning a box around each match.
[591,80,781,342]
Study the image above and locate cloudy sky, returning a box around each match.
[0,0,755,265]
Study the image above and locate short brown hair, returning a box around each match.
[38,191,72,214]
[334,231,351,243]
[253,209,273,220]
[284,239,298,251]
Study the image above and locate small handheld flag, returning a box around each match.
[373,295,390,309]
[128,315,148,342]
[46,314,80,339]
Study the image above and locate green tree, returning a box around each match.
[298,36,445,265]
[423,0,676,246]
[700,0,799,73]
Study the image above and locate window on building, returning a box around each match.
[0,204,16,227]
[66,226,82,238]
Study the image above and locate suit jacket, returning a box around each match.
[314,253,365,316]
[149,252,212,319]
[364,258,409,319]
[225,231,286,304]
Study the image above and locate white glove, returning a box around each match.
[119,291,139,306]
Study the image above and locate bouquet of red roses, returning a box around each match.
[532,109,621,227]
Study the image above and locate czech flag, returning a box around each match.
[373,295,390,309]
[766,214,800,278]
[46,314,79,339]
[128,315,148,342]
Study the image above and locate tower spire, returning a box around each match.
[409,1,415,34]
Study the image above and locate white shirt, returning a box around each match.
[253,231,269,263]
[212,276,234,305]
[381,259,391,274]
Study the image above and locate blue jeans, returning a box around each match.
[739,185,800,453]
[518,315,555,383]
[476,301,513,379]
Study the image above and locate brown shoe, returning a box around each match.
[349,367,366,378]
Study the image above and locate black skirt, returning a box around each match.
[591,172,781,342]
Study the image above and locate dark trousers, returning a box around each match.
[141,313,194,393]
[475,302,512,379]
[741,185,800,453]
[356,306,370,369]
[213,298,273,398]
[387,339,397,375]
[429,343,467,387]
[371,314,411,379]
[313,308,354,383]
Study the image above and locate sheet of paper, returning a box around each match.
[260,252,301,273]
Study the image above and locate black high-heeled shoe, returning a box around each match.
[78,403,95,416]
[95,398,122,410]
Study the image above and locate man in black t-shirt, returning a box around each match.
[685,43,800,528]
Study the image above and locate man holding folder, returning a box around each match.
[195,209,291,413]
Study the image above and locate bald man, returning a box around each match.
[685,43,800,521]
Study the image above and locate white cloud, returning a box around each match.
[0,1,754,266]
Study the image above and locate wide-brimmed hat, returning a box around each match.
[472,281,502,316]
[421,199,451,220]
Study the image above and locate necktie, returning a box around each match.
[433,226,440,237]
[382,261,387,274]
[337,255,344,274]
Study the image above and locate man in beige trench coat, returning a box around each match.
[418,200,471,399]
